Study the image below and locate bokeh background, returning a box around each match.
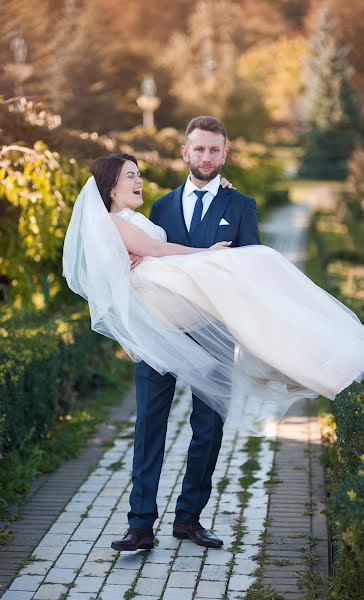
[0,2,364,596]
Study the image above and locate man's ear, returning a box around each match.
[221,146,228,165]
[181,145,189,163]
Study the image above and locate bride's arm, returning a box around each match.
[111,215,230,257]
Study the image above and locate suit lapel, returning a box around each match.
[172,184,190,245]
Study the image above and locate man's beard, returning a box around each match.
[190,164,221,182]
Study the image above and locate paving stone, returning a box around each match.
[71,528,102,542]
[228,574,256,591]
[33,583,69,599]
[72,575,104,593]
[63,541,94,554]
[48,522,78,534]
[88,547,117,562]
[32,547,63,561]
[20,561,53,576]
[241,531,261,545]
[144,549,174,564]
[114,552,144,569]
[44,567,77,584]
[80,517,108,529]
[173,556,202,571]
[141,562,171,579]
[54,554,87,569]
[163,588,194,600]
[135,576,166,596]
[233,558,258,576]
[94,535,118,548]
[105,569,136,585]
[167,571,198,588]
[196,580,226,597]
[98,584,130,599]
[9,574,44,591]
[204,550,234,565]
[54,512,85,523]
[38,533,71,547]
[201,564,228,581]
[80,560,112,577]
[153,535,179,550]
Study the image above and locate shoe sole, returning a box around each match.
[173,531,223,548]
[173,531,189,540]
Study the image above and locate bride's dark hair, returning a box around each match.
[90,153,138,211]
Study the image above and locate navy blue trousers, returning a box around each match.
[128,363,224,530]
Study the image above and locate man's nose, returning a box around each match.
[202,150,213,161]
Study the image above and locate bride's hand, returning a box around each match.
[220,177,236,189]
[129,252,143,270]
[209,241,232,250]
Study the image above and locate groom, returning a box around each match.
[112,115,261,551]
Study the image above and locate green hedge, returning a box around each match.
[325,383,364,598]
[0,308,124,455]
[306,205,364,598]
[306,209,364,322]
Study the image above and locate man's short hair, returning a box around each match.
[185,115,227,143]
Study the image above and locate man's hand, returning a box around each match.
[220,177,235,189]
[129,253,143,270]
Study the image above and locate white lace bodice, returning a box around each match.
[116,208,167,243]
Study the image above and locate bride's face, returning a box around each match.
[111,161,143,211]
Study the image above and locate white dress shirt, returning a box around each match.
[182,174,221,231]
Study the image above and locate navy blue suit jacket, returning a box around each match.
[149,183,260,248]
[135,183,261,379]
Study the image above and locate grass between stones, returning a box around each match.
[242,439,285,600]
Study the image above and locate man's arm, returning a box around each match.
[237,197,261,246]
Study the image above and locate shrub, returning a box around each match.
[0,308,125,455]
[324,383,364,598]
[0,143,89,307]
[307,206,364,598]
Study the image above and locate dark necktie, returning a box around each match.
[189,190,207,234]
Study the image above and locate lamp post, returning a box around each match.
[136,75,160,130]
[4,33,33,100]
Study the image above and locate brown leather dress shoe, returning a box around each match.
[111,527,154,551]
[173,519,223,548]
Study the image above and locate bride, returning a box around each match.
[63,153,364,434]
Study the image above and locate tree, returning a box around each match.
[307,0,364,108]
[162,0,270,139]
[300,4,360,179]
[239,35,306,125]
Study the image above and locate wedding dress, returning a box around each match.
[63,177,364,434]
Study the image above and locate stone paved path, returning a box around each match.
[260,203,329,600]
[1,202,329,600]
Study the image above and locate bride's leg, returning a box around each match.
[128,363,176,530]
